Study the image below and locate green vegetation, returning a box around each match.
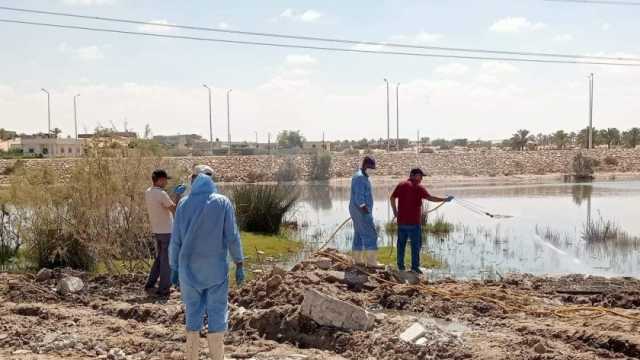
[277,130,306,149]
[423,215,455,235]
[310,152,332,181]
[231,184,299,234]
[275,157,299,182]
[385,215,454,237]
[376,246,441,269]
[241,232,302,266]
[572,152,599,180]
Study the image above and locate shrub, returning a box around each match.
[231,184,299,234]
[9,144,188,273]
[245,170,269,183]
[275,157,298,183]
[310,152,332,181]
[571,152,599,180]
[422,214,454,235]
[1,159,25,176]
[0,203,21,271]
[603,155,619,166]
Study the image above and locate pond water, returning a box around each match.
[282,180,640,280]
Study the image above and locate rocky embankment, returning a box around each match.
[2,148,640,184]
[2,250,640,359]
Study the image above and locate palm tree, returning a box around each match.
[623,127,640,148]
[599,128,621,149]
[511,129,533,151]
[552,130,570,149]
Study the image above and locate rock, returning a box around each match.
[344,270,369,288]
[306,257,332,270]
[108,348,126,360]
[57,276,84,294]
[415,337,428,346]
[14,303,43,317]
[266,275,283,291]
[300,289,374,331]
[395,271,421,285]
[35,268,54,282]
[399,323,427,343]
[169,351,182,360]
[533,342,548,354]
[323,271,346,283]
[12,349,32,355]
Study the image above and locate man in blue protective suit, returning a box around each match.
[169,171,244,360]
[349,156,380,268]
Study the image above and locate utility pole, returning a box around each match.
[396,83,400,151]
[588,73,594,149]
[73,94,80,139]
[226,89,232,155]
[41,88,51,136]
[268,132,271,153]
[255,131,258,148]
[203,84,213,155]
[322,131,326,151]
[384,78,390,152]
[417,130,420,154]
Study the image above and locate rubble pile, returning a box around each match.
[1,251,640,359]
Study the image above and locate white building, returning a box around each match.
[0,138,21,152]
[19,137,84,158]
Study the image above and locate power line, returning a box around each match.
[544,0,640,5]
[1,5,639,63]
[2,18,640,67]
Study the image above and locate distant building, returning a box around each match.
[0,138,21,152]
[153,134,203,148]
[19,136,83,158]
[78,130,138,147]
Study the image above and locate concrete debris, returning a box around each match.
[57,276,84,294]
[300,289,374,331]
[35,268,54,282]
[399,323,427,343]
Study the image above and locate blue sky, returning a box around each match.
[1,0,639,141]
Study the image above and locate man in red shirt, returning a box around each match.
[390,168,453,273]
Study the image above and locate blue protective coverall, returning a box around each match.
[349,169,378,251]
[169,174,243,333]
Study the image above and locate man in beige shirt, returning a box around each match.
[144,169,176,297]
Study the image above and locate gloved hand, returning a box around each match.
[174,184,186,195]
[235,265,245,286]
[445,195,455,202]
[170,269,179,286]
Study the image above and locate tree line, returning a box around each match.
[507,127,640,151]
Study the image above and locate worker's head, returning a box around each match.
[151,169,171,188]
[409,168,426,183]
[361,156,376,171]
[191,164,214,183]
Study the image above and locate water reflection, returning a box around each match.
[287,180,640,279]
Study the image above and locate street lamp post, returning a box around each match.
[226,89,232,155]
[255,131,258,149]
[41,88,51,136]
[588,73,594,149]
[384,78,390,152]
[396,83,400,151]
[203,84,213,155]
[73,94,80,140]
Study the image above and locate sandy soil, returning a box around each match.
[2,251,640,359]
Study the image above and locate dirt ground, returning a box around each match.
[2,250,640,360]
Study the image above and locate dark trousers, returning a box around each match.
[145,233,171,295]
[397,225,422,271]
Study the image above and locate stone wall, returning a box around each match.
[1,149,639,184]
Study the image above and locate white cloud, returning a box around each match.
[218,22,229,29]
[138,20,174,32]
[299,10,323,23]
[279,9,323,23]
[601,23,611,31]
[58,43,105,61]
[434,63,469,76]
[390,31,443,44]
[481,61,520,74]
[285,54,317,66]
[554,33,574,42]
[490,17,547,33]
[62,0,115,5]
[75,46,104,61]
[352,43,386,52]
